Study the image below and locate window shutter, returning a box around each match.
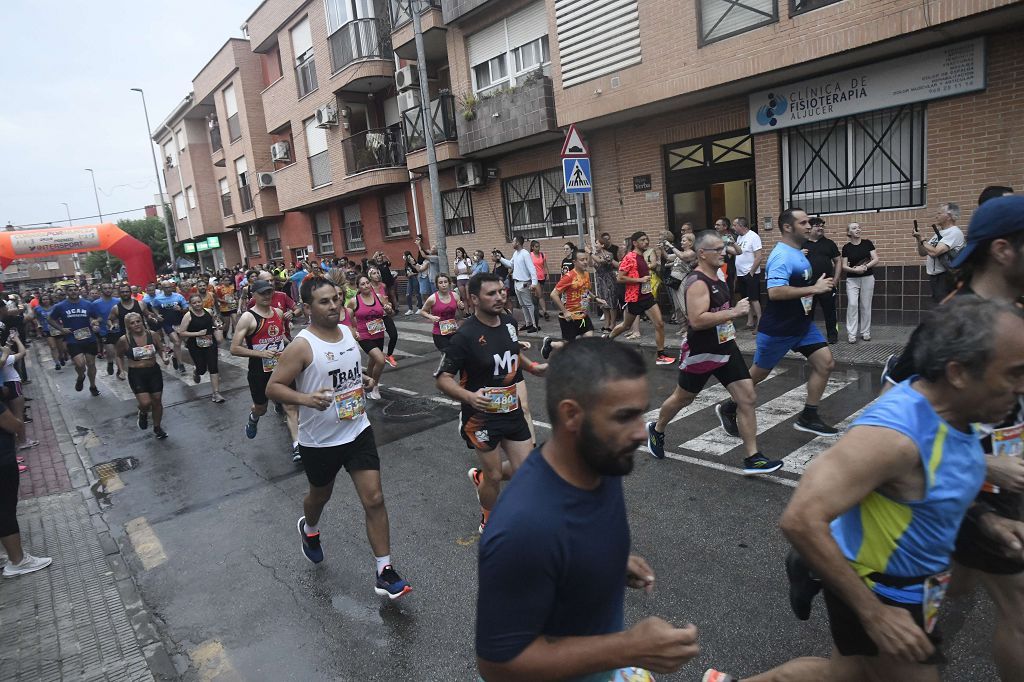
[466,21,507,67]
[555,0,641,88]
[506,2,548,50]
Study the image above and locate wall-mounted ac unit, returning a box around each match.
[270,141,291,162]
[247,225,257,236]
[397,90,421,113]
[315,104,338,128]
[257,172,275,188]
[395,65,419,92]
[455,162,484,189]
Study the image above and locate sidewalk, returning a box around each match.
[0,349,174,681]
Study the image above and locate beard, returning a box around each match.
[578,416,638,477]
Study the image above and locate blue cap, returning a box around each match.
[951,195,1024,268]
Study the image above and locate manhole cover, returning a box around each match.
[90,456,140,478]
[381,398,443,419]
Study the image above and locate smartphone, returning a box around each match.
[913,220,920,235]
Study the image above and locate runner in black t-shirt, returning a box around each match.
[435,272,547,534]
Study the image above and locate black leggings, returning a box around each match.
[383,316,398,356]
[0,459,19,537]
[188,344,219,376]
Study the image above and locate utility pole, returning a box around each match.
[411,0,448,272]
[84,169,104,222]
[60,202,81,275]
[131,87,178,274]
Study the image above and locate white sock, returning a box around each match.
[303,522,319,536]
[375,554,391,575]
[292,440,298,448]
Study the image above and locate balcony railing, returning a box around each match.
[226,113,241,142]
[389,0,441,29]
[210,125,223,153]
[342,125,405,175]
[329,18,393,74]
[402,93,457,152]
[309,150,332,187]
[296,57,318,98]
[239,184,254,212]
[220,193,232,217]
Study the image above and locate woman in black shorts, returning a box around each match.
[176,294,225,403]
[116,313,170,439]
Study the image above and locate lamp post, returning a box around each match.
[131,87,177,274]
[60,202,81,274]
[83,168,104,223]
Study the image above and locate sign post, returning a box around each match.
[561,124,591,250]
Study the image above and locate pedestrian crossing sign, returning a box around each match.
[562,157,592,194]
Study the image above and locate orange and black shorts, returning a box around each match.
[460,410,532,452]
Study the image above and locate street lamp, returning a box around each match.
[83,169,104,222]
[131,87,177,274]
[60,202,80,274]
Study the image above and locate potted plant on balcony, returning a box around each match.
[458,93,478,122]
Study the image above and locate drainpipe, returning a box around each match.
[395,48,423,239]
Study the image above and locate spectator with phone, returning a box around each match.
[915,203,965,301]
[841,223,879,343]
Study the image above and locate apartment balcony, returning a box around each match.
[340,125,409,193]
[402,93,461,172]
[220,192,233,218]
[456,73,560,157]
[440,0,497,24]
[239,185,254,213]
[390,0,446,61]
[329,18,395,93]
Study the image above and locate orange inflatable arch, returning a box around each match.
[0,223,157,286]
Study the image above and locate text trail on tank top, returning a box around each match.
[294,327,370,447]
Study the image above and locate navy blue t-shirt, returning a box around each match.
[759,242,814,338]
[50,298,98,343]
[476,449,630,666]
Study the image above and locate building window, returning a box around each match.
[305,117,331,188]
[223,84,241,142]
[313,210,334,255]
[266,222,282,259]
[260,44,283,87]
[502,168,582,241]
[235,157,253,212]
[467,2,549,93]
[790,0,842,16]
[782,103,927,215]
[247,231,261,257]
[381,192,410,238]
[513,36,549,73]
[342,203,364,251]
[186,186,197,210]
[698,0,778,46]
[219,177,232,217]
[175,128,187,151]
[291,17,318,98]
[442,190,475,236]
[472,55,508,92]
[163,141,176,168]
[173,193,186,221]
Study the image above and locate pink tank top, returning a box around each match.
[531,252,547,281]
[354,292,386,340]
[432,291,459,336]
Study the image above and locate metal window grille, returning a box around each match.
[247,233,260,256]
[343,204,364,251]
[309,150,331,187]
[698,0,777,46]
[314,211,334,254]
[502,168,583,241]
[782,103,927,214]
[790,0,842,16]
[443,190,475,236]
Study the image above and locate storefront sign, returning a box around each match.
[633,175,652,192]
[196,241,210,252]
[206,235,220,248]
[749,38,985,133]
[183,242,196,253]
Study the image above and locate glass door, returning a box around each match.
[664,131,756,236]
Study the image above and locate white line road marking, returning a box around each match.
[388,386,418,396]
[396,332,439,346]
[642,368,787,425]
[678,371,858,455]
[430,396,461,407]
[782,402,872,474]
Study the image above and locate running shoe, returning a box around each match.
[171,356,179,370]
[106,361,114,376]
[794,414,839,437]
[89,386,100,397]
[404,310,413,316]
[368,387,382,400]
[75,376,84,392]
[297,516,323,564]
[245,414,258,439]
[702,670,735,682]
[785,549,821,621]
[2,553,52,578]
[477,512,487,535]
[138,410,148,430]
[645,421,666,460]
[18,464,28,474]
[655,354,675,365]
[116,368,124,380]
[541,336,553,360]
[193,370,201,384]
[467,467,483,505]
[154,427,168,440]
[60,358,67,366]
[16,456,24,463]
[274,402,284,415]
[291,444,302,464]
[385,355,398,368]
[54,362,61,371]
[715,402,739,437]
[18,440,39,451]
[742,454,783,476]
[177,365,186,375]
[374,565,411,600]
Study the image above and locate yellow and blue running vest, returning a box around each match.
[831,378,986,604]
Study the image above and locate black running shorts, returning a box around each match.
[823,588,944,664]
[460,410,532,452]
[626,298,656,316]
[67,342,97,358]
[300,425,380,488]
[102,332,122,346]
[358,338,385,354]
[127,365,163,395]
[558,315,594,343]
[677,345,750,394]
[247,370,271,406]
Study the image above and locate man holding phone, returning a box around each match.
[914,203,965,301]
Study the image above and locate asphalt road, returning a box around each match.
[42,317,997,681]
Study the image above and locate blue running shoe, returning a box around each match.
[374,564,411,600]
[645,421,666,459]
[245,414,258,439]
[297,516,323,564]
[742,453,783,476]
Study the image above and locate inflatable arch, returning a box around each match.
[0,223,157,286]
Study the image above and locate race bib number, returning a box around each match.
[482,385,519,414]
[716,320,736,344]
[132,344,156,361]
[800,295,813,315]
[610,668,655,682]
[640,281,652,295]
[982,422,1023,493]
[261,355,278,372]
[365,318,385,335]
[73,327,92,341]
[439,318,458,336]
[196,337,213,348]
[335,386,366,420]
[922,570,952,634]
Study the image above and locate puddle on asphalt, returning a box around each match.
[330,594,385,625]
[89,456,140,509]
[380,397,444,420]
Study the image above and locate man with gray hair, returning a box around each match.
[915,202,965,301]
[705,296,1024,682]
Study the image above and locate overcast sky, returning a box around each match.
[0,0,257,229]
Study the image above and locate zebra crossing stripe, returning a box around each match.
[642,368,787,426]
[678,371,859,456]
[781,402,873,474]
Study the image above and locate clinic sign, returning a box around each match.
[749,38,985,133]
[10,227,102,255]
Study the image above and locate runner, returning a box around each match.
[2,335,36,451]
[214,275,239,339]
[608,231,674,365]
[177,294,225,403]
[367,266,399,368]
[348,275,387,401]
[716,208,839,438]
[476,338,699,680]
[419,273,463,352]
[48,284,101,396]
[646,231,782,475]
[147,281,189,375]
[541,248,604,359]
[116,313,170,440]
[91,283,123,379]
[435,272,547,533]
[35,293,64,371]
[265,276,411,600]
[231,280,299,460]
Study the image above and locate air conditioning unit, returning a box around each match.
[397,90,421,113]
[247,225,257,236]
[315,104,338,128]
[395,65,419,92]
[257,172,275,188]
[455,162,484,189]
[270,141,291,162]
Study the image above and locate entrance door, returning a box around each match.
[665,131,756,235]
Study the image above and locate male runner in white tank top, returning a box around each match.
[266,276,411,600]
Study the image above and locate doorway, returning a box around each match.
[665,131,756,235]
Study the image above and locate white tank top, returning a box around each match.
[294,326,370,447]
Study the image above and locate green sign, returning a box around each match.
[183,242,196,253]
[206,235,220,248]
[196,241,211,252]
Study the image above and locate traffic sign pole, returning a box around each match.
[574,195,585,250]
[560,124,592,251]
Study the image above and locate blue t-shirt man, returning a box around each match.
[476,449,630,681]
[147,291,188,331]
[91,296,120,337]
[50,298,98,345]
